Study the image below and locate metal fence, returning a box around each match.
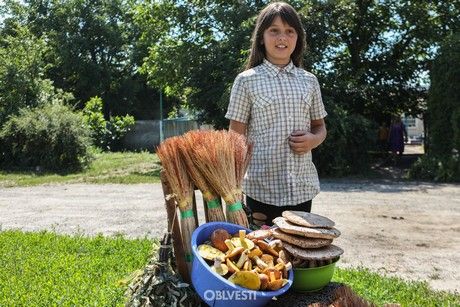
[122,119,198,151]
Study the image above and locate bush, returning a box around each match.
[410,33,459,182]
[313,98,376,176]
[0,103,92,171]
[408,153,460,182]
[83,96,135,151]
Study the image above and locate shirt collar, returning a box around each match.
[262,59,296,77]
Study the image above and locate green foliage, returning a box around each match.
[333,267,460,306]
[139,1,262,128]
[300,1,457,118]
[0,230,153,306]
[0,151,161,187]
[313,98,376,176]
[425,32,460,157]
[408,154,460,182]
[1,0,159,119]
[0,103,92,172]
[0,24,49,125]
[139,1,459,128]
[83,96,135,151]
[83,96,107,147]
[410,33,460,182]
[2,0,460,177]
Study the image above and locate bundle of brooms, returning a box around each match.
[185,130,251,228]
[179,131,226,222]
[156,136,197,272]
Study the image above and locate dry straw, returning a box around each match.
[156,136,197,272]
[179,131,226,222]
[228,130,253,193]
[189,130,250,227]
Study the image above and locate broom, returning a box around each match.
[156,136,197,272]
[190,130,249,227]
[228,130,253,200]
[179,131,226,222]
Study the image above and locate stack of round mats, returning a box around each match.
[272,211,344,268]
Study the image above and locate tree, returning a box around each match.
[299,0,459,121]
[140,0,459,127]
[2,0,160,119]
[0,24,49,124]
[408,32,459,182]
[426,33,460,157]
[139,0,265,127]
[135,0,460,175]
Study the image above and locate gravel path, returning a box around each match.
[1,180,459,293]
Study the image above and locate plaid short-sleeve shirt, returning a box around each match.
[225,59,327,206]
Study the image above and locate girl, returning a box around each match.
[225,2,327,226]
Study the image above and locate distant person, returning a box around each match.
[377,122,389,152]
[388,116,408,164]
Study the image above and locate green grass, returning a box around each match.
[0,150,162,187]
[1,231,458,307]
[0,230,155,306]
[333,267,460,306]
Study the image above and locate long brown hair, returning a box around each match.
[245,2,306,70]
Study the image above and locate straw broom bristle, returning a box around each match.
[227,131,252,227]
[228,130,253,188]
[189,130,249,227]
[156,136,197,272]
[179,131,226,222]
[156,137,193,203]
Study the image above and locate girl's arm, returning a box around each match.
[288,118,327,154]
[229,120,247,136]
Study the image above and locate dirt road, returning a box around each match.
[0,180,459,293]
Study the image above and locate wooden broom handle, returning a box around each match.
[160,171,190,283]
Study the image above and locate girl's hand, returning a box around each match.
[288,130,318,154]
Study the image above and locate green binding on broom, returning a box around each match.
[206,199,221,209]
[185,253,193,262]
[180,210,194,219]
[227,201,242,212]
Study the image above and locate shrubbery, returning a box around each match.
[313,98,375,176]
[409,33,460,182]
[409,154,459,182]
[83,97,135,151]
[0,103,92,171]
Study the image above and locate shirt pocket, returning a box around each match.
[286,92,312,131]
[301,91,313,110]
[252,95,278,136]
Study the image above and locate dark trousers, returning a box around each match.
[245,196,312,226]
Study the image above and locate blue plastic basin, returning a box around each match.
[191,222,293,307]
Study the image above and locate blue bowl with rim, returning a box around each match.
[191,222,294,307]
